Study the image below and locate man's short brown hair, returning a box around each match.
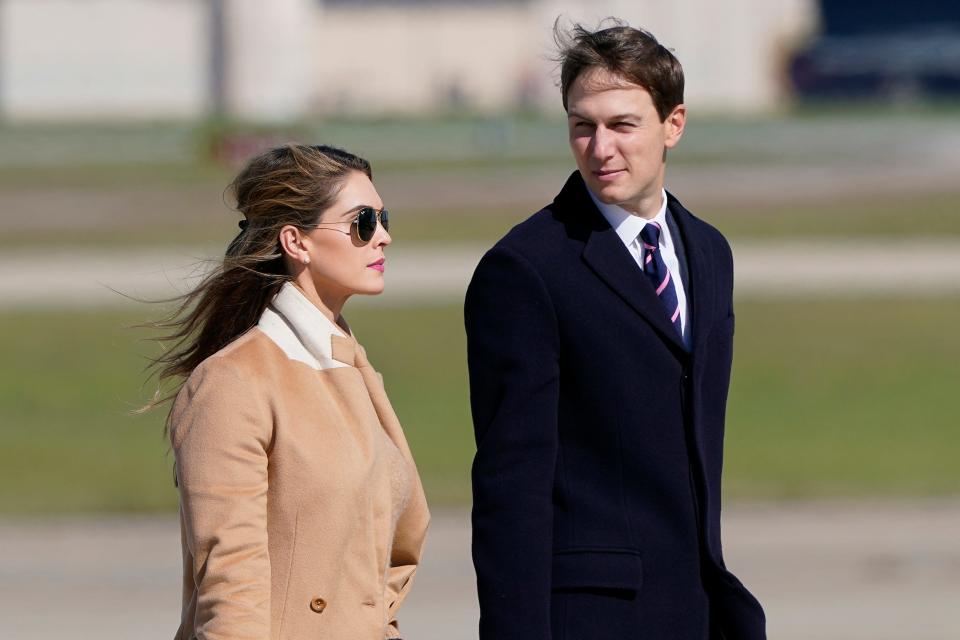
[555,19,685,122]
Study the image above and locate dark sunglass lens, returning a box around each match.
[357,207,377,242]
[380,209,389,233]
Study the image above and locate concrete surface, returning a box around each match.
[3,240,960,309]
[1,501,958,639]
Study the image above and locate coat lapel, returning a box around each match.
[560,172,687,353]
[666,194,717,356]
[582,228,688,352]
[330,334,357,366]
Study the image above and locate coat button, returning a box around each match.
[309,597,327,613]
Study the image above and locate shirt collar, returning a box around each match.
[587,188,670,247]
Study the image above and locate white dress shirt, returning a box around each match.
[587,188,691,348]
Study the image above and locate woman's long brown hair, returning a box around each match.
[141,144,371,415]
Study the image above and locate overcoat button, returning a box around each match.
[310,597,327,613]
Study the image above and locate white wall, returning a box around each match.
[1,0,208,120]
[311,4,538,116]
[225,0,313,121]
[310,0,818,116]
[0,0,818,121]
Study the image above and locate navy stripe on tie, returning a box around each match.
[639,222,682,337]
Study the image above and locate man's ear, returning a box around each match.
[664,104,686,149]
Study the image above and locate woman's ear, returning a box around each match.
[279,225,310,264]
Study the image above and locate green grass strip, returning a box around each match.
[0,299,957,514]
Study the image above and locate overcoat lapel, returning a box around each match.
[582,228,687,352]
[330,334,357,365]
[559,172,687,353]
[353,342,418,462]
[666,195,717,356]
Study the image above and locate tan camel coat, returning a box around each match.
[169,283,430,639]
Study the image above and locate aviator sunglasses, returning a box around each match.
[311,206,389,243]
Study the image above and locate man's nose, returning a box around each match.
[590,127,614,160]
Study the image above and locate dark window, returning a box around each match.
[820,0,960,36]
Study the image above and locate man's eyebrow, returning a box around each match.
[567,111,641,122]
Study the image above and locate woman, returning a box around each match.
[152,144,429,639]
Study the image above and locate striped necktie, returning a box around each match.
[639,221,682,337]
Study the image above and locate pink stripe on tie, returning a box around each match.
[656,271,671,295]
[645,254,653,265]
[671,306,681,322]
[642,242,657,250]
[650,221,662,231]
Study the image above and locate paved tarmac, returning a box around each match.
[1,501,958,640]
[3,239,960,309]
[3,156,960,238]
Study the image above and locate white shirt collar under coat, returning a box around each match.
[257,282,351,371]
[586,187,692,348]
[587,188,672,248]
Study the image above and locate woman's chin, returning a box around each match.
[355,280,386,296]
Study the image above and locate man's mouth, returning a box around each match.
[593,168,625,181]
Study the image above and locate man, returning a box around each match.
[464,22,766,640]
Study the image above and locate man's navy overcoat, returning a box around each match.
[465,172,766,640]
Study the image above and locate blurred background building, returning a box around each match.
[1,0,815,121]
[791,0,960,101]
